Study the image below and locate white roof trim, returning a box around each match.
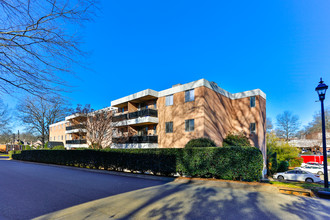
[111,89,158,106]
[110,78,266,106]
[49,120,66,127]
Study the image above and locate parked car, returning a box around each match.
[273,170,321,183]
[305,162,322,167]
[295,166,326,175]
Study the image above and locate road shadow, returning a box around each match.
[0,159,173,220]
[117,182,280,220]
[280,196,330,219]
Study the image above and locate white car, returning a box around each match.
[273,170,321,183]
[296,166,326,175]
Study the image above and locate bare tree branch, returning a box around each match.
[0,0,97,97]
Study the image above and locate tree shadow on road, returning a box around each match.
[279,196,330,219]
[118,182,280,220]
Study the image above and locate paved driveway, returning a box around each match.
[1,159,330,220]
[0,159,169,220]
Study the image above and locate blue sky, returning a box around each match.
[5,0,330,130]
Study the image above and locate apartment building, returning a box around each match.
[49,79,266,171]
[49,107,115,149]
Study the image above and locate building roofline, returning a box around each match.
[110,78,266,106]
[49,120,66,127]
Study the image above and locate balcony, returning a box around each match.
[128,109,158,119]
[66,124,85,130]
[66,139,87,144]
[65,124,87,134]
[112,109,158,127]
[112,135,158,144]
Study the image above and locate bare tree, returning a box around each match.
[73,104,115,149]
[0,129,12,144]
[0,0,96,96]
[16,96,70,146]
[0,99,11,132]
[304,107,330,134]
[276,111,300,141]
[266,117,273,133]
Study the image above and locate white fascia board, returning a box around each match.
[111,89,159,106]
[110,78,266,106]
[231,89,266,100]
[158,78,266,100]
[49,120,66,127]
[158,79,206,97]
[112,116,159,127]
[65,129,87,134]
[65,113,86,121]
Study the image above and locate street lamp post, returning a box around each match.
[315,78,329,188]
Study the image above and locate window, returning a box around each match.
[286,170,296,174]
[250,123,256,133]
[250,96,256,107]
[185,119,194,132]
[153,125,157,134]
[166,95,173,106]
[54,136,56,141]
[121,107,125,113]
[58,136,60,140]
[165,122,173,133]
[154,102,157,109]
[185,89,195,102]
[61,135,63,140]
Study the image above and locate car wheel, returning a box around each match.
[305,178,314,183]
[278,175,284,180]
[317,171,323,175]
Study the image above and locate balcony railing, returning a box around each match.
[66,139,87,144]
[112,109,158,122]
[112,135,158,144]
[66,124,85,131]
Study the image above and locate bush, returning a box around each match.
[11,146,263,181]
[52,145,65,150]
[223,132,251,147]
[267,148,278,176]
[9,150,21,158]
[185,138,216,148]
[277,160,289,172]
[23,145,32,150]
[289,157,303,167]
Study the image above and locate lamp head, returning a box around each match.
[316,78,328,101]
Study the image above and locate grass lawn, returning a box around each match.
[270,181,330,193]
[270,181,320,189]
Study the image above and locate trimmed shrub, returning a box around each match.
[12,146,263,181]
[52,145,65,150]
[223,132,251,147]
[185,138,216,148]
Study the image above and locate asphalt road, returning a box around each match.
[0,159,168,220]
[1,158,330,220]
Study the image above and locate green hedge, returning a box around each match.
[185,138,217,148]
[12,146,263,181]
